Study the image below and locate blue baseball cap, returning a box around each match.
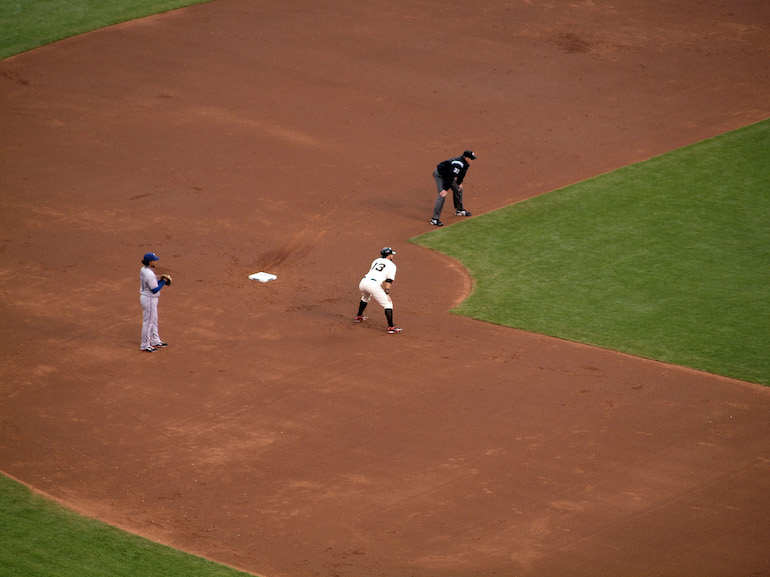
[143,252,159,262]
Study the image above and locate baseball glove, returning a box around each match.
[160,274,172,286]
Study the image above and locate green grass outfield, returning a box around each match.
[0,0,212,60]
[0,473,259,577]
[413,119,770,386]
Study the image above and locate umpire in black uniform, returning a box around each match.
[430,150,477,226]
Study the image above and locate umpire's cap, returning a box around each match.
[463,150,477,160]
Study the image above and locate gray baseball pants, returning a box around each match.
[432,170,464,220]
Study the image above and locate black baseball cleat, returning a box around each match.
[430,218,443,226]
[153,342,168,347]
[455,210,472,216]
[142,346,158,352]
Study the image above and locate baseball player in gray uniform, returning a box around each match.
[355,247,403,333]
[139,251,171,352]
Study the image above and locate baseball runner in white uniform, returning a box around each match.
[356,247,403,333]
[139,252,170,352]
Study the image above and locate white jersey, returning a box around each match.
[139,266,160,298]
[363,257,397,284]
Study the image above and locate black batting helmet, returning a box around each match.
[381,247,396,258]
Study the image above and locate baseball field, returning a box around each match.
[1,1,769,576]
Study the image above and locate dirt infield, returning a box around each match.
[1,1,769,576]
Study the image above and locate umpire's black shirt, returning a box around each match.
[436,156,471,190]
